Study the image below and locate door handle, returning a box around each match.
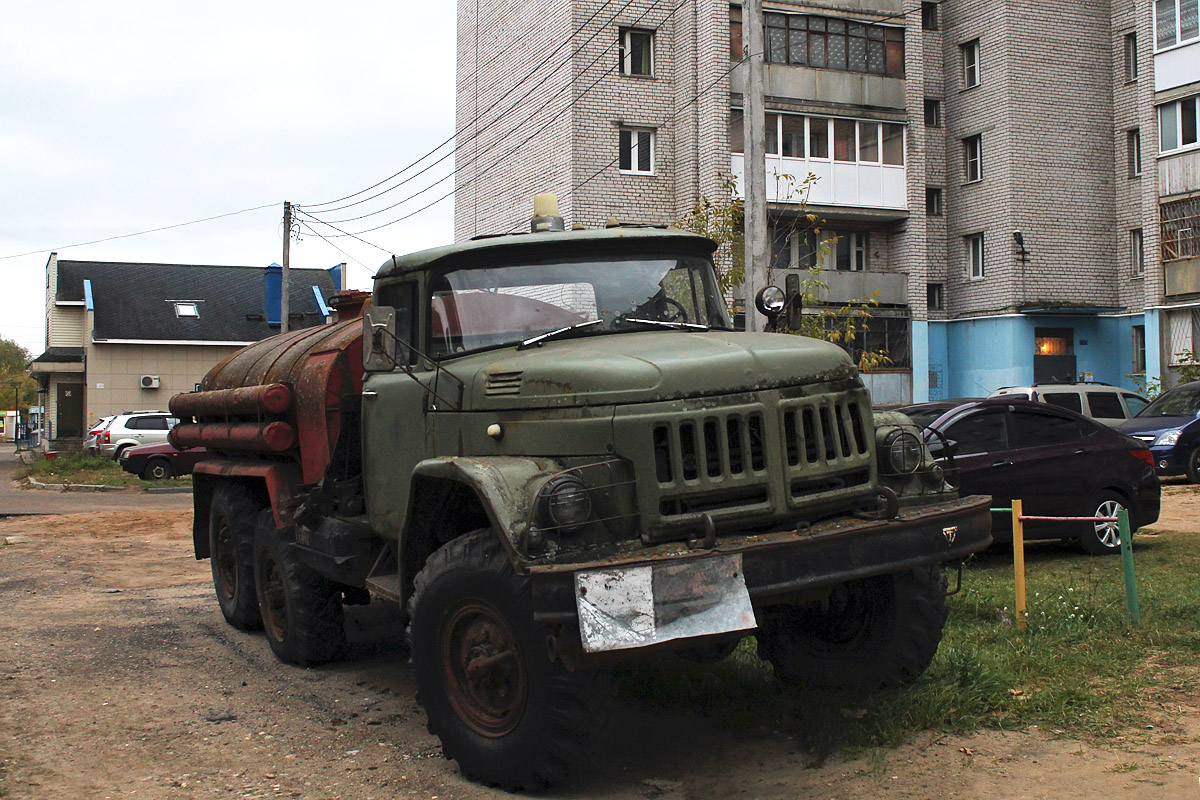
[991,460,1013,468]
[362,390,378,397]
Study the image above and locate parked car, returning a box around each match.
[1116,379,1200,482]
[97,411,179,460]
[118,441,206,480]
[84,416,114,455]
[897,398,1159,554]
[988,382,1148,426]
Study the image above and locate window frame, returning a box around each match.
[924,98,942,128]
[926,186,944,216]
[1124,31,1139,81]
[961,38,981,88]
[1128,128,1143,176]
[1158,95,1200,154]
[762,10,905,78]
[1131,228,1145,276]
[966,232,985,279]
[963,134,982,183]
[927,282,946,311]
[921,2,939,31]
[618,127,655,175]
[1155,0,1200,51]
[620,27,655,77]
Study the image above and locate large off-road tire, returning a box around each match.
[756,567,949,690]
[407,530,615,791]
[1078,490,1128,556]
[253,514,346,666]
[209,484,263,631]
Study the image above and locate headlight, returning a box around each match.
[1156,429,1182,446]
[883,430,923,475]
[542,476,592,532]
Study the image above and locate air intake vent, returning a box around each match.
[485,371,523,396]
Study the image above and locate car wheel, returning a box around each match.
[142,458,172,481]
[113,445,131,462]
[1187,448,1200,484]
[408,530,615,790]
[1079,491,1128,555]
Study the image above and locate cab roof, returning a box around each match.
[374,227,718,281]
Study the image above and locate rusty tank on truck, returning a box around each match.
[172,195,993,791]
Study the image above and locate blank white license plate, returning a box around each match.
[574,554,756,653]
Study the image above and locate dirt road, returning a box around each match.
[2,500,1199,798]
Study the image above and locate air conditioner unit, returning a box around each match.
[140,375,161,389]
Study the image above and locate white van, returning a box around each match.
[988,383,1149,426]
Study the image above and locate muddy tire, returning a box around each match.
[756,567,948,690]
[407,530,615,791]
[253,513,346,666]
[1078,491,1127,556]
[209,485,262,631]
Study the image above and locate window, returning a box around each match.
[834,119,856,161]
[729,108,743,152]
[921,2,939,31]
[1041,392,1083,413]
[1124,32,1138,80]
[1161,195,1200,262]
[376,280,419,364]
[961,39,980,88]
[619,128,654,174]
[1131,228,1145,276]
[963,134,982,182]
[1128,129,1142,176]
[1125,392,1148,415]
[173,302,199,318]
[729,5,743,59]
[835,233,869,271]
[924,98,942,127]
[926,186,944,216]
[1155,0,1200,49]
[746,114,904,165]
[966,232,985,278]
[770,227,819,270]
[946,408,1008,455]
[927,282,945,311]
[1159,95,1199,152]
[762,11,904,77]
[1088,392,1126,420]
[1133,325,1147,373]
[822,311,910,367]
[1009,409,1083,449]
[620,28,654,76]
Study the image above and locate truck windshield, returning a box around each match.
[429,255,732,358]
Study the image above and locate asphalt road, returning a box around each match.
[0,444,194,516]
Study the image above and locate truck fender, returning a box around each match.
[407,455,563,564]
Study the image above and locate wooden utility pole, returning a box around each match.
[281,201,292,333]
[743,0,768,332]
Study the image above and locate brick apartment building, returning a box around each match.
[454,0,1200,403]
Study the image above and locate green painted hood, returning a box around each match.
[448,331,860,409]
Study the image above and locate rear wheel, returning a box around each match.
[142,458,172,481]
[209,484,262,630]
[1078,491,1128,555]
[756,567,948,690]
[253,513,346,666]
[408,530,615,791]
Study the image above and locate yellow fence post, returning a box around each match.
[1012,498,1027,632]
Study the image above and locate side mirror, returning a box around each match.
[363,306,397,372]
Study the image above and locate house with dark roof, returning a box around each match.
[30,253,342,443]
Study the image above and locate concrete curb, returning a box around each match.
[146,486,193,494]
[25,476,124,493]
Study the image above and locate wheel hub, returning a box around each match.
[441,601,527,738]
[260,553,289,642]
[1094,500,1122,548]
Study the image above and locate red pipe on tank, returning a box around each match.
[171,421,296,452]
[170,383,293,419]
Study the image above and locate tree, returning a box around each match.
[0,338,39,411]
[677,174,890,371]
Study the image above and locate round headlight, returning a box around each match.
[884,430,923,475]
[543,476,592,532]
[755,285,786,315]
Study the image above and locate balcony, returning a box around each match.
[732,153,907,213]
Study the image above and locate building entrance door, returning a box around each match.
[56,383,84,439]
[1033,327,1076,383]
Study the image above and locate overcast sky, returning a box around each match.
[0,2,457,356]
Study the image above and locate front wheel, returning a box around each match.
[142,458,172,481]
[253,513,346,666]
[1078,491,1128,555]
[407,531,615,791]
[1187,447,1200,484]
[756,567,948,690]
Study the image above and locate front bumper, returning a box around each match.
[529,494,992,624]
[1149,445,1188,477]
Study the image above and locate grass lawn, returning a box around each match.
[16,451,190,490]
[615,522,1200,759]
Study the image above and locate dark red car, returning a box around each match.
[897,398,1160,555]
[118,442,207,481]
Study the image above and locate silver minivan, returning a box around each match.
[988,383,1149,426]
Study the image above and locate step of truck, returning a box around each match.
[365,573,402,602]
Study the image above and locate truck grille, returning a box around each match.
[485,371,523,396]
[639,393,874,528]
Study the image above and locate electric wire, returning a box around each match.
[304,0,685,236]
[300,0,630,212]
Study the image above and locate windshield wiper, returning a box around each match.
[518,318,604,350]
[620,317,709,331]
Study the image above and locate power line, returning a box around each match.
[0,203,279,261]
[305,0,683,236]
[294,218,379,278]
[300,0,631,213]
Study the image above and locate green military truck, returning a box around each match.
[171,202,991,790]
